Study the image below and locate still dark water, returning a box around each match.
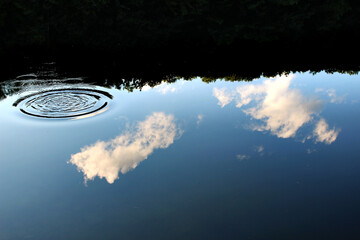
[1,72,360,239]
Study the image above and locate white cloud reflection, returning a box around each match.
[142,82,179,94]
[197,114,204,125]
[313,118,340,144]
[156,84,177,94]
[213,74,340,143]
[256,145,264,153]
[315,88,345,103]
[69,112,181,184]
[236,154,249,161]
[213,87,234,107]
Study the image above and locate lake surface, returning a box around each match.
[1,71,360,239]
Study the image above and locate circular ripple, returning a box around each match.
[13,88,113,119]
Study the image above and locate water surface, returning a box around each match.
[1,72,360,239]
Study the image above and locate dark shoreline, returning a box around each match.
[2,0,360,81]
[2,42,360,84]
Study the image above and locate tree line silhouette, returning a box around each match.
[1,61,359,101]
[1,0,360,83]
[1,0,360,55]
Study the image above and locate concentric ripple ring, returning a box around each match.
[13,88,113,119]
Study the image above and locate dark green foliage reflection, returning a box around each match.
[1,0,359,52]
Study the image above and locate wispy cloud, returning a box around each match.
[156,84,177,94]
[69,112,181,184]
[141,81,181,94]
[313,118,340,144]
[315,88,345,103]
[256,145,264,153]
[236,154,249,161]
[197,114,204,125]
[306,148,316,154]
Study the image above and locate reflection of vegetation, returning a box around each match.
[2,0,360,84]
[1,0,359,50]
[1,0,360,64]
[202,75,256,83]
[0,89,5,101]
[1,62,359,100]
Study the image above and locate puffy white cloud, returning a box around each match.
[243,75,323,138]
[69,112,181,184]
[213,74,339,143]
[140,85,152,91]
[313,118,340,144]
[234,83,265,108]
[213,88,234,108]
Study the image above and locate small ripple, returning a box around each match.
[13,88,113,120]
